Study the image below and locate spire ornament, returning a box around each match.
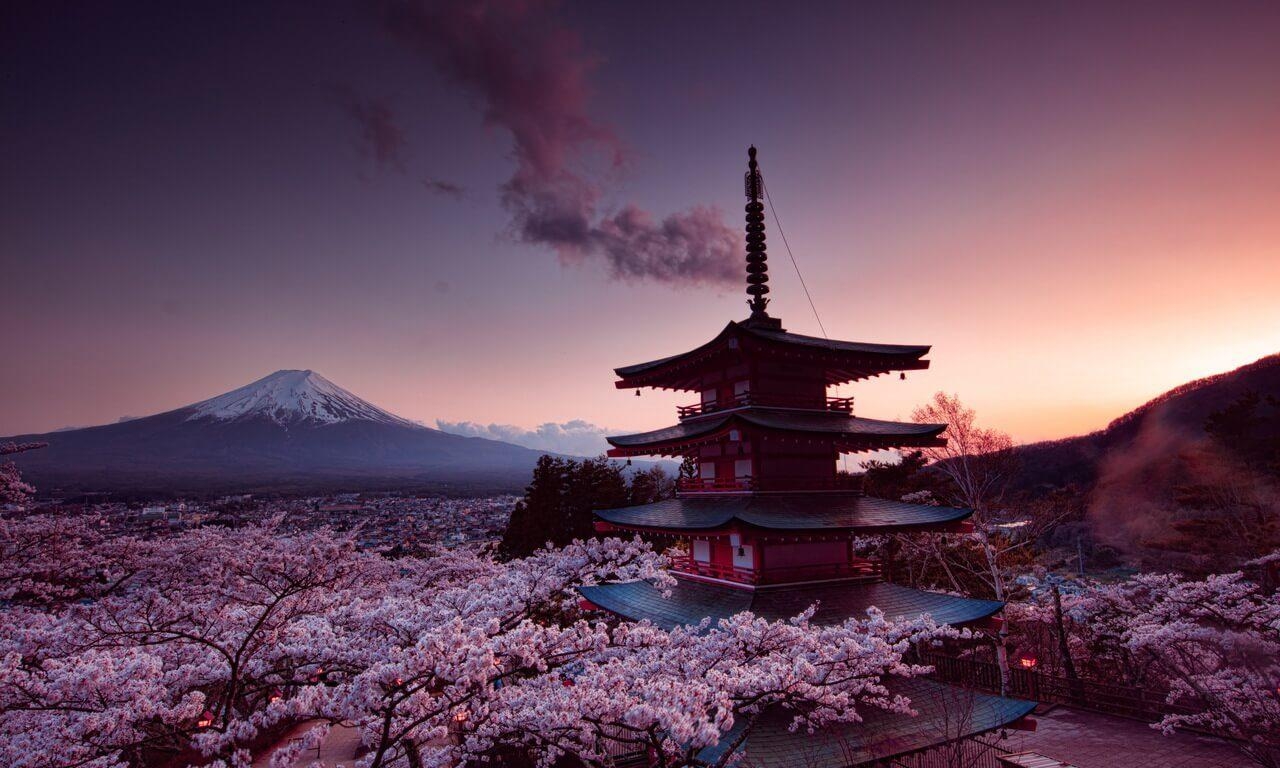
[744,146,772,322]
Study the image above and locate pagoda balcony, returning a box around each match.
[674,557,882,586]
[677,477,753,493]
[676,393,853,420]
[676,474,864,494]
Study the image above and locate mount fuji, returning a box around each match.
[4,370,553,495]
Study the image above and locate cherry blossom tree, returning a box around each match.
[913,393,1022,690]
[0,441,45,506]
[0,512,107,604]
[1010,567,1280,767]
[278,544,954,768]
[1,518,386,767]
[0,517,957,768]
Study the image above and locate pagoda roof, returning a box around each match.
[579,577,1002,630]
[594,492,970,533]
[698,678,1035,768]
[606,408,945,456]
[614,320,931,390]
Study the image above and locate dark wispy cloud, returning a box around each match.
[384,0,741,287]
[335,88,406,170]
[436,418,612,457]
[422,177,465,198]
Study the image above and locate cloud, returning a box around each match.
[384,0,741,287]
[423,177,465,198]
[336,89,406,170]
[437,418,612,457]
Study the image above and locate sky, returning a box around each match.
[3,0,1279,452]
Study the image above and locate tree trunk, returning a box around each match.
[977,528,1011,696]
[404,738,424,768]
[1052,582,1084,704]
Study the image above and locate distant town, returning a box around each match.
[13,493,519,552]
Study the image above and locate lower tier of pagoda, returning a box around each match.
[696,677,1036,768]
[579,576,1004,630]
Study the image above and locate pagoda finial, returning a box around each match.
[744,146,771,320]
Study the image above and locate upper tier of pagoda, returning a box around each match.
[613,318,931,392]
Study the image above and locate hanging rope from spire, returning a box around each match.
[762,179,827,340]
[743,146,770,319]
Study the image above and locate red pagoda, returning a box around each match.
[580,147,1035,766]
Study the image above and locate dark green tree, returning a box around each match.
[627,465,674,505]
[1205,391,1280,477]
[861,450,936,499]
[678,455,698,482]
[498,455,630,559]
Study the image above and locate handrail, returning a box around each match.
[674,558,757,583]
[677,477,753,492]
[677,393,853,419]
[676,475,863,493]
[914,650,1204,725]
[673,557,882,586]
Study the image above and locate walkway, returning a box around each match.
[998,705,1247,768]
[251,721,364,767]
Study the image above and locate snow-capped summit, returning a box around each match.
[185,369,420,427]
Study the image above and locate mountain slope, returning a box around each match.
[4,370,551,494]
[1013,353,1280,492]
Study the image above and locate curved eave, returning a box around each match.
[696,678,1036,768]
[593,493,973,534]
[613,321,932,391]
[578,578,1003,630]
[605,410,947,457]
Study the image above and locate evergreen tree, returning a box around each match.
[627,465,674,505]
[861,450,935,499]
[499,455,631,559]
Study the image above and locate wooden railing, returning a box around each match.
[674,559,755,583]
[673,558,881,586]
[677,477,752,493]
[676,475,863,493]
[676,393,853,419]
[760,559,881,584]
[914,650,1199,724]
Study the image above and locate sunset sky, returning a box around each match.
[3,1,1279,450]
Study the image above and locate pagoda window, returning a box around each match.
[733,379,750,405]
[734,458,753,480]
[732,543,755,570]
[700,388,718,407]
[699,462,716,480]
[692,540,711,563]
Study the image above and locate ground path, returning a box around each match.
[251,706,1249,768]
[998,705,1248,768]
[251,720,363,767]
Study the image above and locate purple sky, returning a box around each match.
[3,1,1279,448]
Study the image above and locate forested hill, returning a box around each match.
[1012,353,1280,493]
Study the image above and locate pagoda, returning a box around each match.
[580,147,1034,766]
